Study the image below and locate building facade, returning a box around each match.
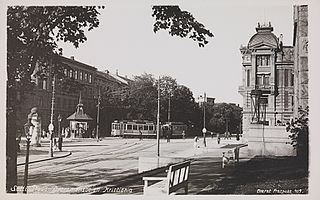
[16,56,130,137]
[293,5,308,118]
[238,22,295,156]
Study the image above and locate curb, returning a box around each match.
[17,151,72,166]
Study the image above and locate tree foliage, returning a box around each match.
[6,6,102,192]
[207,103,242,135]
[7,6,102,93]
[152,5,214,47]
[286,106,309,163]
[100,73,201,126]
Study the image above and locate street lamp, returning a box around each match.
[202,127,207,147]
[48,123,54,157]
[202,92,207,147]
[57,114,62,151]
[23,122,33,194]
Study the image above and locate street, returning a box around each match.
[17,137,246,194]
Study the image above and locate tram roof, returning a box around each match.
[113,120,155,124]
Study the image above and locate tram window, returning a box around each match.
[138,125,143,130]
[149,126,154,131]
[127,125,132,130]
[133,125,137,130]
[144,125,148,130]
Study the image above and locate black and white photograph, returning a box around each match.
[2,0,319,198]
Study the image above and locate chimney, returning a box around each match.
[70,56,75,60]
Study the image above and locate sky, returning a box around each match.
[56,0,298,106]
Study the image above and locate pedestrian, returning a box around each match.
[167,127,171,143]
[92,128,96,138]
[217,133,221,144]
[182,130,185,140]
[139,128,143,141]
[53,137,58,150]
[193,136,199,148]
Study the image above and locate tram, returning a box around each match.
[111,120,187,138]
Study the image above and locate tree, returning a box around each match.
[207,103,242,135]
[152,6,214,47]
[287,106,309,165]
[7,6,102,192]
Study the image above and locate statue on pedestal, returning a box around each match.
[28,107,41,147]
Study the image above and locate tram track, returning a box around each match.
[18,141,156,174]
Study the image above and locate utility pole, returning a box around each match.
[96,88,101,142]
[48,74,56,157]
[157,77,160,157]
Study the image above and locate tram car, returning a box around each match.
[111,120,187,138]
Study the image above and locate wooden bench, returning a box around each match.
[142,161,191,195]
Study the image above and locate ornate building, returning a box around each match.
[238,22,295,156]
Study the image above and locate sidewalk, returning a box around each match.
[90,138,251,195]
[17,138,75,166]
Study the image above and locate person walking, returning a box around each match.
[193,136,199,148]
[139,128,143,141]
[217,133,221,144]
[182,130,186,140]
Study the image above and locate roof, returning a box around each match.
[67,112,93,121]
[248,24,279,49]
[109,73,129,85]
[60,56,97,71]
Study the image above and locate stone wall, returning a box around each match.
[243,124,295,156]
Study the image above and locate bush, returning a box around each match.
[286,106,309,165]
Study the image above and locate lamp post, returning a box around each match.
[48,73,56,157]
[57,114,62,151]
[203,92,207,147]
[202,127,207,147]
[96,88,101,142]
[48,123,54,157]
[23,122,32,194]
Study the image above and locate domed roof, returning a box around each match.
[248,23,279,49]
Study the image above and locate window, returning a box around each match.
[55,97,59,109]
[84,73,88,81]
[80,72,83,80]
[263,76,269,85]
[256,55,270,66]
[276,69,281,86]
[144,125,148,130]
[256,75,263,86]
[246,70,250,87]
[89,74,92,83]
[284,69,289,86]
[64,69,68,76]
[42,79,47,90]
[291,72,294,86]
[69,70,73,78]
[133,125,137,130]
[284,91,289,110]
[149,126,154,131]
[127,125,132,130]
[75,71,78,80]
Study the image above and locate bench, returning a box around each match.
[222,144,248,168]
[142,161,191,195]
